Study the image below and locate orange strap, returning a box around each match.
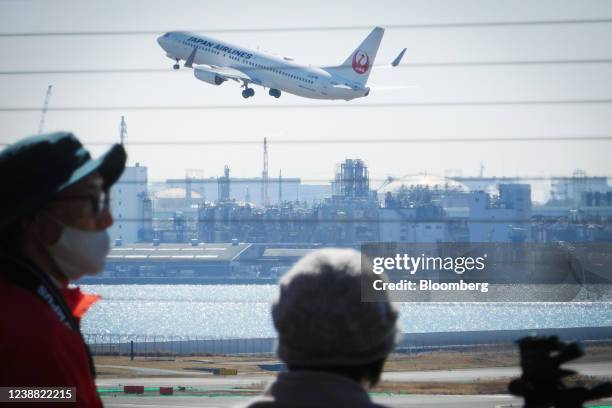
[60,287,101,319]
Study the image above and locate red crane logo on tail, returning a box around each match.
[352,50,370,74]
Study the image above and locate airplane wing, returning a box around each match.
[194,65,252,82]
[186,47,260,85]
[207,66,252,82]
[330,84,354,91]
[193,64,268,88]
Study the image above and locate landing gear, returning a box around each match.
[241,80,255,98]
[269,89,281,98]
[242,88,255,98]
[173,59,180,70]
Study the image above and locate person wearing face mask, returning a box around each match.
[0,132,126,407]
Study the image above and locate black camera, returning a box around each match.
[509,336,612,408]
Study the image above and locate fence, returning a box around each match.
[84,326,612,357]
[83,334,276,356]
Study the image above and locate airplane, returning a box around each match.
[157,27,405,101]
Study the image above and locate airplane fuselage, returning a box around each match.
[157,31,369,100]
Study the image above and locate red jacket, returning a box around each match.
[0,270,103,407]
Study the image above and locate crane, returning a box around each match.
[38,85,52,135]
[375,176,395,192]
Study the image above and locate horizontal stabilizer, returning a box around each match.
[392,48,406,67]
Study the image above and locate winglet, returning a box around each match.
[391,48,406,67]
[185,48,197,68]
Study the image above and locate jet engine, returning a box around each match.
[194,68,226,85]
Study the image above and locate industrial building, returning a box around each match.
[468,184,532,242]
[108,162,151,244]
[165,175,305,206]
[95,242,256,281]
[177,159,382,245]
[550,170,609,205]
[99,123,609,282]
[378,175,469,243]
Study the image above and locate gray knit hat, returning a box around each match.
[272,248,399,367]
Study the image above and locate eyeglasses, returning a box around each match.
[54,191,110,217]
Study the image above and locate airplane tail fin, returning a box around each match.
[325,27,384,85]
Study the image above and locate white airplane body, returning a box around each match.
[157,27,387,100]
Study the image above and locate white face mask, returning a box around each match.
[45,220,110,280]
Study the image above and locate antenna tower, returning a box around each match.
[261,137,269,206]
[38,85,52,135]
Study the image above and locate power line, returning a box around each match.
[0,137,608,150]
[2,58,612,76]
[1,18,612,37]
[0,68,174,76]
[3,135,611,148]
[401,59,612,68]
[107,175,612,185]
[1,99,612,112]
[83,135,612,145]
[85,217,612,224]
[3,135,608,147]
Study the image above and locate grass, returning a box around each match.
[94,342,612,396]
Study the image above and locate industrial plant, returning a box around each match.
[95,126,612,283]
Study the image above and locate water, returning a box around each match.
[80,284,612,338]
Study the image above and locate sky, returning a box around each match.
[1,0,611,191]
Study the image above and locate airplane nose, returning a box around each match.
[157,36,165,48]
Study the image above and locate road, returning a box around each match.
[382,361,612,382]
[98,375,273,389]
[101,394,612,408]
[98,365,212,376]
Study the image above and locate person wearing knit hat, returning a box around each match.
[241,248,399,408]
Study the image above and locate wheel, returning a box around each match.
[274,91,281,99]
[248,88,255,97]
[269,89,281,98]
[242,89,250,98]
[173,64,180,70]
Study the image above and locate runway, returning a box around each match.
[97,361,612,387]
[97,361,612,407]
[101,394,527,408]
[382,361,612,382]
[101,394,612,408]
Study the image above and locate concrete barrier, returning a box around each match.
[159,387,173,395]
[123,385,144,394]
[213,368,238,375]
